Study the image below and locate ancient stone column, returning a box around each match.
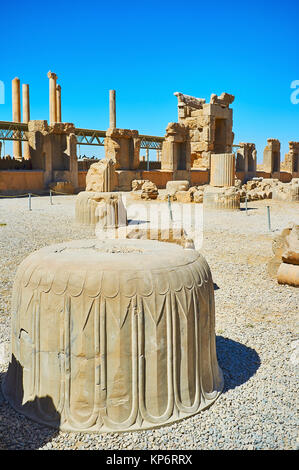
[109,89,116,129]
[210,153,235,187]
[12,77,22,160]
[22,84,30,160]
[47,71,57,124]
[56,85,61,122]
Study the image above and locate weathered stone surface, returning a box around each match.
[132,179,149,191]
[281,142,299,174]
[277,263,299,287]
[262,138,281,174]
[281,225,299,265]
[193,190,204,203]
[75,191,127,227]
[141,181,158,200]
[125,226,194,249]
[3,238,223,432]
[166,180,189,192]
[210,153,235,187]
[104,128,140,170]
[161,123,191,172]
[175,190,192,203]
[210,92,235,107]
[86,159,117,193]
[272,183,299,202]
[174,91,234,169]
[268,224,299,279]
[203,186,240,210]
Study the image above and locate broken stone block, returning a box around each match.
[175,190,192,203]
[141,181,158,200]
[166,180,189,193]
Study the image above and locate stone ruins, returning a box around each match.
[1,73,298,197]
[1,73,298,434]
[268,224,299,287]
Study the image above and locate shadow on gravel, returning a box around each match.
[0,362,59,450]
[240,207,258,211]
[216,336,261,392]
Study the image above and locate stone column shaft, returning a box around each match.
[56,85,61,122]
[47,71,57,124]
[22,84,30,160]
[210,153,235,187]
[109,90,116,129]
[12,77,22,160]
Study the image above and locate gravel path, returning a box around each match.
[0,195,298,450]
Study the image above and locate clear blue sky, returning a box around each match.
[0,0,298,162]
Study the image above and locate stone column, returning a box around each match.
[22,84,30,160]
[210,153,235,187]
[12,77,22,160]
[56,85,62,122]
[109,90,116,129]
[47,71,57,124]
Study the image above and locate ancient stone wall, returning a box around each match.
[104,128,140,170]
[262,138,281,175]
[236,143,257,178]
[281,142,299,175]
[173,92,234,170]
[161,122,191,176]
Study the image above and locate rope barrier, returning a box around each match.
[0,191,73,198]
[50,189,73,195]
[0,193,30,198]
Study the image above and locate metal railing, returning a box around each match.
[0,120,165,151]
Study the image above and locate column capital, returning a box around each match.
[47,71,57,80]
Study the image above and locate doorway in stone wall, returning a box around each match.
[128,137,135,169]
[177,142,186,170]
[214,119,226,153]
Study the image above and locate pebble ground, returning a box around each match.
[0,195,298,450]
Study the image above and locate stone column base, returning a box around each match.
[203,186,240,210]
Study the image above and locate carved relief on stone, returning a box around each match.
[3,239,224,432]
[174,92,206,109]
[210,93,235,107]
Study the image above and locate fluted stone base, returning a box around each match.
[2,239,223,432]
[203,186,240,210]
[272,185,299,202]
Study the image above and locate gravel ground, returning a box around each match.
[0,194,298,450]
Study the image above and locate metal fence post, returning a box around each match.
[168,194,173,222]
[28,193,32,211]
[267,205,271,231]
[50,190,53,205]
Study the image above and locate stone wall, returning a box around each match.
[0,170,44,194]
[281,142,299,176]
[236,143,257,178]
[174,92,234,170]
[262,138,281,175]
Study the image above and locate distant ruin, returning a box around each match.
[0,73,298,195]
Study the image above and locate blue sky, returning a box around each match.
[0,0,298,162]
